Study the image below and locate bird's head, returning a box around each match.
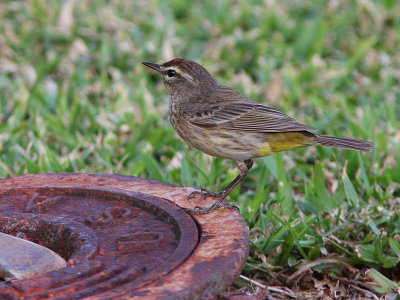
[142,58,217,98]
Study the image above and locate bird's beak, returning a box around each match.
[142,62,162,73]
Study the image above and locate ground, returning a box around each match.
[0,0,399,298]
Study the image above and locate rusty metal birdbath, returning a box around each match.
[0,173,249,299]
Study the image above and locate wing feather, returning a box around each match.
[188,102,317,133]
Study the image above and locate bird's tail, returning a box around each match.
[314,135,375,152]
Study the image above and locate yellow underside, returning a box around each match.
[255,132,314,157]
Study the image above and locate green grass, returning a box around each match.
[1,0,399,297]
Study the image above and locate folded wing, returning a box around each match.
[188,102,317,133]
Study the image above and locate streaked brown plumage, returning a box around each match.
[142,58,374,214]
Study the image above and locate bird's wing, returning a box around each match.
[187,102,317,133]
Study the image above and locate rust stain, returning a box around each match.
[0,174,249,299]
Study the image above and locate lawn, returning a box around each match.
[1,0,399,298]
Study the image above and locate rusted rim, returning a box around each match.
[0,186,199,298]
[0,174,249,299]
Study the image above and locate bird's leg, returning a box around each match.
[188,159,254,199]
[184,159,254,214]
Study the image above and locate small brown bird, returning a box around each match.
[142,58,374,214]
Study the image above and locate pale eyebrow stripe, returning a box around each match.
[162,66,195,82]
[181,72,194,82]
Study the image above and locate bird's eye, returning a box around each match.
[167,69,176,77]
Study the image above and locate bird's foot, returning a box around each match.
[183,203,240,215]
[188,188,222,199]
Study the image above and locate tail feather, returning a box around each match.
[314,135,375,152]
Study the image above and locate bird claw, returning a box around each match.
[224,203,240,212]
[188,189,221,199]
[182,203,240,215]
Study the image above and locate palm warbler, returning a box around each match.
[142,58,374,214]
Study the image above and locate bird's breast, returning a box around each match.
[168,112,265,160]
